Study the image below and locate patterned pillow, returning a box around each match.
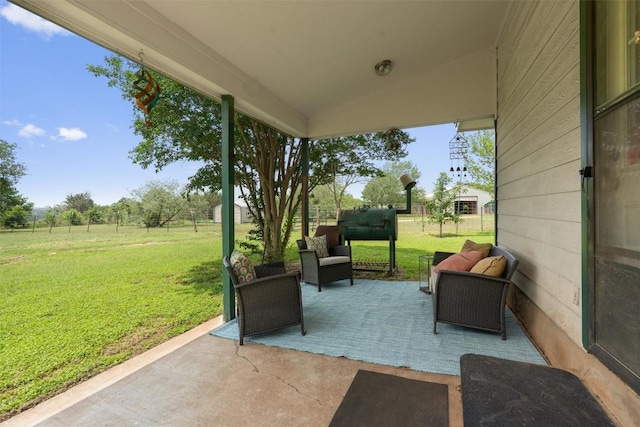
[305,234,329,258]
[229,249,256,283]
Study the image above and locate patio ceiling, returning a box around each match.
[12,0,509,139]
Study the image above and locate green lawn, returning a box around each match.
[0,216,493,419]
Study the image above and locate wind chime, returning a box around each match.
[449,132,468,179]
[132,51,161,127]
[449,132,468,220]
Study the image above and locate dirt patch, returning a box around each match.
[102,324,172,357]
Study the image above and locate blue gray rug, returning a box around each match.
[210,279,546,376]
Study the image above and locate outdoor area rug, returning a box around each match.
[210,279,546,376]
[328,369,448,427]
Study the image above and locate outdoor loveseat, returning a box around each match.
[432,244,519,340]
[223,252,306,344]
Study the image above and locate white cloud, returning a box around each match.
[0,3,72,39]
[58,127,87,141]
[19,124,46,138]
[2,119,22,126]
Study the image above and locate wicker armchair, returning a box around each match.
[296,225,354,292]
[432,246,519,340]
[223,256,306,345]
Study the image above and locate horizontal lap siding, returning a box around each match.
[496,0,582,345]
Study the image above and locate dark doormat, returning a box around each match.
[460,354,614,426]
[329,370,449,427]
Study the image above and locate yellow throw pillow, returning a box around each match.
[470,255,507,277]
[461,240,493,258]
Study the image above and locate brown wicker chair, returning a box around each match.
[432,246,519,340]
[223,256,306,345]
[296,225,354,292]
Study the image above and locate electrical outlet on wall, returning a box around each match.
[573,286,581,306]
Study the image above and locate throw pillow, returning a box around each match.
[305,234,330,258]
[470,255,507,277]
[461,240,493,258]
[433,248,487,274]
[229,249,256,283]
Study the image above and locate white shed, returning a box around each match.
[454,185,493,214]
[212,200,252,223]
[426,185,493,215]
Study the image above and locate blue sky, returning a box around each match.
[0,1,458,208]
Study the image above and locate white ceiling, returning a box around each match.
[12,0,509,139]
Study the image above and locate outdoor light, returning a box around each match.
[374,59,393,76]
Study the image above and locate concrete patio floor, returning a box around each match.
[3,317,463,427]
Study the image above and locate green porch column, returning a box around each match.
[301,138,309,237]
[221,95,235,322]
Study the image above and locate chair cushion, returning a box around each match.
[434,247,487,273]
[470,255,507,277]
[305,234,329,258]
[319,255,351,266]
[229,249,256,283]
[461,240,493,258]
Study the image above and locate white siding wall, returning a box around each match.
[496,1,582,344]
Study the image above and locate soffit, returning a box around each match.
[12,0,508,138]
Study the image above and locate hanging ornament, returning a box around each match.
[132,52,161,127]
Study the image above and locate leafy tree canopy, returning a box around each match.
[130,180,185,228]
[464,130,495,195]
[88,56,414,261]
[361,160,423,208]
[0,139,31,222]
[64,192,95,213]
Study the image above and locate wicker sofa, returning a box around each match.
[223,256,306,345]
[432,246,519,340]
[296,225,354,292]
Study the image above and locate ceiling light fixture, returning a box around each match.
[374,59,393,76]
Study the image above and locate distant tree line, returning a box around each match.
[8,180,222,231]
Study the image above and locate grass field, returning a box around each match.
[0,216,493,420]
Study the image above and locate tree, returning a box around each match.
[110,197,138,226]
[88,56,413,261]
[3,205,30,228]
[130,180,185,228]
[464,130,495,195]
[43,209,58,233]
[309,184,360,225]
[361,161,423,208]
[61,208,83,226]
[425,172,462,237]
[0,139,31,223]
[85,206,104,225]
[64,192,95,213]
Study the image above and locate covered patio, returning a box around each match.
[7,276,544,426]
[5,291,468,426]
[8,0,640,425]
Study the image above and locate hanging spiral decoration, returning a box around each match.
[132,65,161,127]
